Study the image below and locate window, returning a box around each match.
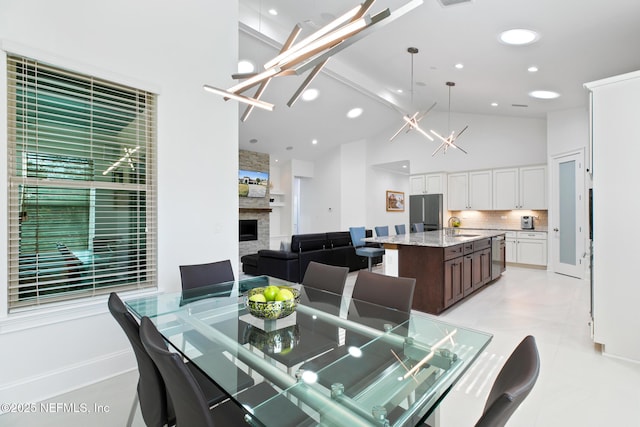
[7,55,157,310]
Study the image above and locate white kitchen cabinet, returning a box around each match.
[520,166,547,209]
[504,231,548,266]
[410,173,446,195]
[447,173,468,210]
[516,231,547,266]
[493,165,546,210]
[505,231,517,263]
[410,175,425,195]
[448,170,492,210]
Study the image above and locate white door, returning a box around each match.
[551,151,586,278]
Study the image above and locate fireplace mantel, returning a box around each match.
[239,207,272,213]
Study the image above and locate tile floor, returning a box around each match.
[2,265,640,426]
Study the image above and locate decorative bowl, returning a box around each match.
[245,286,300,319]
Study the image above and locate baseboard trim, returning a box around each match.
[0,349,136,409]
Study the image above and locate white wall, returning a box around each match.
[0,0,239,404]
[297,113,547,233]
[547,108,589,158]
[299,149,342,233]
[341,140,368,229]
[366,168,410,233]
[368,111,547,174]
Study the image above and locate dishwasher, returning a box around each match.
[491,235,506,280]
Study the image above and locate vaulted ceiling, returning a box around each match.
[222,0,640,165]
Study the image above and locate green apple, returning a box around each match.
[249,293,266,303]
[263,285,280,301]
[275,288,294,301]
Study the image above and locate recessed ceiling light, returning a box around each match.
[454,63,464,69]
[529,90,560,99]
[237,60,255,74]
[402,164,407,168]
[286,146,293,151]
[249,138,258,144]
[397,89,404,93]
[499,29,540,45]
[491,102,498,107]
[268,8,278,16]
[528,66,538,72]
[312,139,318,145]
[301,88,319,101]
[347,107,363,119]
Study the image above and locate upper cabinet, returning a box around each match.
[448,170,492,210]
[493,165,546,210]
[410,173,446,195]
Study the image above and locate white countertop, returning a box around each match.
[365,229,506,248]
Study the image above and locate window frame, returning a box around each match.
[5,52,158,312]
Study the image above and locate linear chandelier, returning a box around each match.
[429,81,468,156]
[204,0,424,121]
[390,47,436,142]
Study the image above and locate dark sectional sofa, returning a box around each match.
[241,230,382,283]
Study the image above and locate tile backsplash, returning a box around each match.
[448,210,548,230]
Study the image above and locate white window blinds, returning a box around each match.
[7,55,157,310]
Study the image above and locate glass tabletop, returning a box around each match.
[125,276,492,427]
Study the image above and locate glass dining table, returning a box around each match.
[125,275,492,427]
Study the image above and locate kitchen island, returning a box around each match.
[366,229,506,315]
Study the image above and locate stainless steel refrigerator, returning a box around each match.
[409,194,443,231]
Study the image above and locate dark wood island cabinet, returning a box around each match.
[370,230,504,315]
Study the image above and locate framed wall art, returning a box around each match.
[386,190,405,212]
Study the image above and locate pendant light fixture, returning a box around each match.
[429,81,468,156]
[204,0,424,121]
[390,47,436,142]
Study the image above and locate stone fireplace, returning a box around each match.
[239,150,270,258]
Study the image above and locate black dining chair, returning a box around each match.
[179,259,234,291]
[405,335,541,427]
[243,264,346,369]
[108,293,254,427]
[352,270,416,312]
[475,335,540,427]
[301,261,349,295]
[139,317,311,427]
[179,260,240,352]
[260,285,344,370]
[301,271,415,394]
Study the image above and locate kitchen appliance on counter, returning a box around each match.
[409,194,443,231]
[521,215,534,229]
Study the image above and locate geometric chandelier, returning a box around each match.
[390,47,436,142]
[203,0,425,121]
[429,81,468,156]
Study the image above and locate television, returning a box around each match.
[238,169,269,198]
